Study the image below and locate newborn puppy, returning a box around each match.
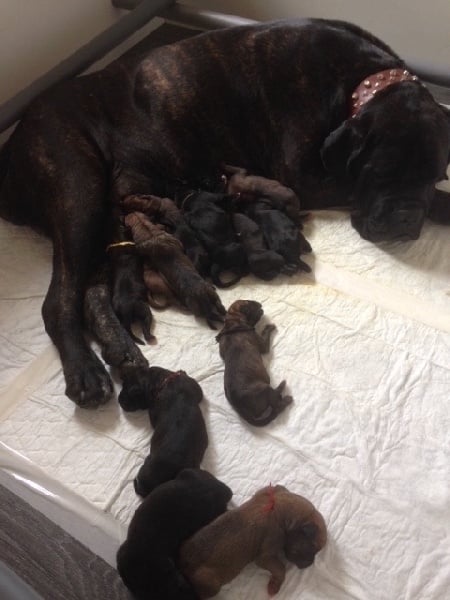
[244,201,312,274]
[182,190,247,287]
[224,164,301,223]
[117,468,232,600]
[107,210,155,344]
[125,211,225,328]
[216,300,292,425]
[118,366,208,497]
[122,194,210,276]
[180,484,327,598]
[232,212,285,280]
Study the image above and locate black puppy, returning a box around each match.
[232,212,285,280]
[119,366,208,497]
[243,201,312,274]
[182,190,247,287]
[116,468,232,600]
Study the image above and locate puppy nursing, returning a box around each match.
[180,484,327,598]
[217,300,292,426]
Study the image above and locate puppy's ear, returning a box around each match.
[321,119,367,179]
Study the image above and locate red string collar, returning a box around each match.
[262,483,276,514]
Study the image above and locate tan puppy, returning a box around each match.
[217,299,292,425]
[180,484,327,598]
[224,165,301,224]
[143,265,178,310]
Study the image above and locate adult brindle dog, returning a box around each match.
[0,19,449,408]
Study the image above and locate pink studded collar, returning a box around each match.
[350,68,420,118]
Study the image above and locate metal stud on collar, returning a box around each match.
[350,68,421,118]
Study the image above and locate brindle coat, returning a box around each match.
[0,19,448,406]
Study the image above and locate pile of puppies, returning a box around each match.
[110,167,325,599]
[106,166,312,342]
[116,299,325,599]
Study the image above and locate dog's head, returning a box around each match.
[321,83,450,242]
[227,299,264,326]
[283,509,327,569]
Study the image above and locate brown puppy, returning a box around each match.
[180,484,327,598]
[232,212,285,280]
[122,194,211,277]
[125,212,225,328]
[224,165,301,224]
[216,300,292,425]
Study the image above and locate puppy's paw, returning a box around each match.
[261,324,277,336]
[101,331,149,371]
[113,297,155,344]
[184,281,226,328]
[64,353,113,408]
[268,577,282,596]
[299,232,312,254]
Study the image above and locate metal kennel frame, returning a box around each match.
[0,1,448,135]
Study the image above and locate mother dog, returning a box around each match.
[0,19,449,407]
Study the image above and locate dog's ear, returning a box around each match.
[321,119,368,179]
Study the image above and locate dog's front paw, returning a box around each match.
[101,330,149,372]
[64,352,113,408]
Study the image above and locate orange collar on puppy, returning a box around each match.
[262,483,276,514]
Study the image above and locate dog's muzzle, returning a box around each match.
[351,204,426,242]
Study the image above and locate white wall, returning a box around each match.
[185,0,450,78]
[0,1,129,105]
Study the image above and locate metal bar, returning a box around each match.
[114,1,257,31]
[157,4,258,31]
[0,0,175,133]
